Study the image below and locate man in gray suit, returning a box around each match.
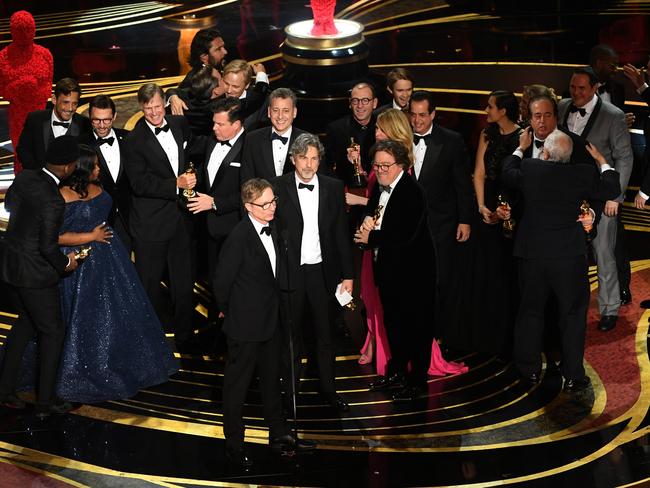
[558,67,633,332]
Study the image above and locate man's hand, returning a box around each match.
[177,172,196,190]
[65,252,78,272]
[604,200,619,217]
[456,223,471,242]
[495,206,511,221]
[339,279,353,294]
[625,112,636,128]
[518,128,533,152]
[585,142,607,166]
[354,225,370,245]
[187,192,214,214]
[251,62,266,75]
[577,210,595,229]
[346,145,361,166]
[361,215,375,232]
[635,192,648,209]
[169,94,188,116]
[479,205,497,224]
[623,62,647,89]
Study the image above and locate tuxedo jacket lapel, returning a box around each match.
[42,114,53,153]
[145,127,176,178]
[261,128,276,176]
[317,176,329,231]
[210,137,242,191]
[580,97,602,140]
[68,116,83,137]
[418,127,443,181]
[246,217,275,278]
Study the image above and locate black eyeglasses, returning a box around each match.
[249,195,279,210]
[350,97,373,106]
[372,162,398,172]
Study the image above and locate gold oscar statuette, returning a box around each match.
[348,137,367,191]
[498,195,515,239]
[356,204,383,251]
[580,200,593,233]
[182,162,197,199]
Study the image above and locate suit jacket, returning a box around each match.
[212,81,271,132]
[414,124,473,240]
[325,114,376,182]
[79,128,131,229]
[200,133,245,238]
[213,216,280,342]
[502,157,620,259]
[241,126,306,182]
[366,172,436,290]
[17,109,92,170]
[273,172,354,294]
[124,115,193,242]
[0,170,68,287]
[559,96,633,202]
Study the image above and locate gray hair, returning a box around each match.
[290,132,324,160]
[269,87,297,107]
[137,83,165,105]
[544,129,573,163]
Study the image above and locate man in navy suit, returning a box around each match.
[125,83,196,350]
[17,77,91,170]
[214,178,315,467]
[79,94,132,252]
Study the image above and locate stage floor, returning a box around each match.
[1,1,650,486]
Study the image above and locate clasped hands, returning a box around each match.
[353,216,374,245]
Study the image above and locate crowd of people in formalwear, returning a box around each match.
[0,28,648,467]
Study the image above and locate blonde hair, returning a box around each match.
[376,109,414,166]
[223,59,253,86]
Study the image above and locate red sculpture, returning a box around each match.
[311,0,338,36]
[0,11,53,173]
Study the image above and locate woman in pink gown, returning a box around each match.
[345,109,467,377]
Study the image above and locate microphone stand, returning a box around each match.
[280,230,299,440]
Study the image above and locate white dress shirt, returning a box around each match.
[249,214,276,277]
[146,120,179,176]
[272,126,292,177]
[207,127,244,187]
[51,112,70,139]
[566,94,599,136]
[295,174,322,265]
[95,129,121,183]
[413,127,433,179]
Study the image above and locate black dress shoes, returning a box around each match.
[0,393,26,410]
[369,373,405,391]
[563,376,591,393]
[225,447,253,468]
[598,315,618,332]
[392,385,424,402]
[270,434,317,452]
[620,288,632,305]
[323,392,349,412]
[34,400,73,420]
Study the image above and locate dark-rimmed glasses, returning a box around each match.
[249,195,279,210]
[350,97,373,106]
[372,162,398,172]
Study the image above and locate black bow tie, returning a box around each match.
[378,185,392,194]
[155,125,170,135]
[298,182,314,191]
[414,134,430,145]
[534,139,545,148]
[598,83,609,94]
[53,121,70,129]
[217,139,231,147]
[260,226,271,236]
[97,136,114,146]
[569,105,587,117]
[271,132,288,145]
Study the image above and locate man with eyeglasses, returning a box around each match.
[325,82,378,184]
[354,140,436,402]
[17,77,91,171]
[273,133,354,414]
[79,94,132,252]
[214,177,316,467]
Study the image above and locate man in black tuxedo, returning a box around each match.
[167,28,228,115]
[374,68,414,115]
[220,59,270,131]
[354,140,436,402]
[408,90,473,336]
[501,129,620,393]
[241,88,306,182]
[17,77,91,171]
[125,83,196,350]
[325,82,377,183]
[78,94,132,252]
[273,133,354,413]
[0,135,79,418]
[187,97,244,285]
[214,178,315,467]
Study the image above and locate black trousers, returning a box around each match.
[223,327,288,449]
[515,255,589,380]
[134,227,194,344]
[281,263,336,397]
[0,286,66,405]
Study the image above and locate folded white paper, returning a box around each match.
[335,283,354,307]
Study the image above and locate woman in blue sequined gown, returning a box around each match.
[22,145,178,403]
